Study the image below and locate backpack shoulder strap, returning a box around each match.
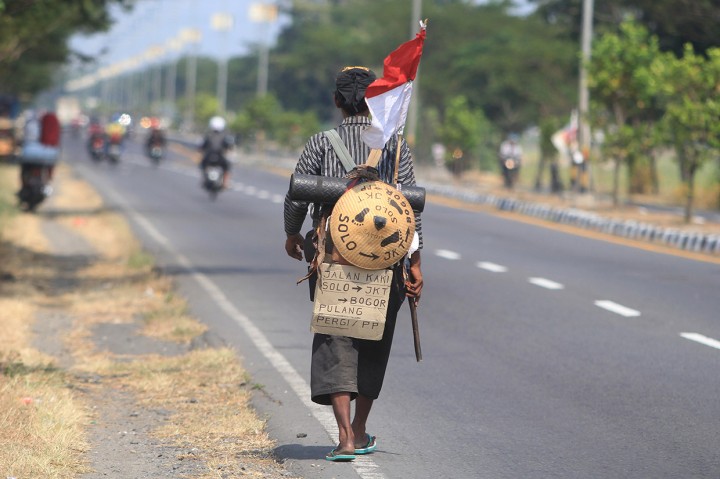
[324,129,356,173]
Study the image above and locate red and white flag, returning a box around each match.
[362,22,427,149]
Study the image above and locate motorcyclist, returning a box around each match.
[17,110,60,209]
[87,116,105,155]
[199,116,232,189]
[498,134,522,189]
[104,119,126,149]
[145,118,167,157]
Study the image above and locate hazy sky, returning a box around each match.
[69,0,535,72]
[70,0,290,69]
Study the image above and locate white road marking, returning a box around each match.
[680,333,720,350]
[477,261,508,273]
[436,249,461,260]
[594,300,641,317]
[80,165,386,479]
[257,190,270,199]
[272,194,284,204]
[528,277,565,290]
[244,186,257,195]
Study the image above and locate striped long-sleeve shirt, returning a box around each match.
[283,115,423,250]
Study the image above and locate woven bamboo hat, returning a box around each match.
[329,180,416,270]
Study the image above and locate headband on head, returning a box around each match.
[335,66,376,114]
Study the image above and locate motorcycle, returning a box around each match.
[147,143,163,166]
[17,164,53,212]
[202,165,224,200]
[88,134,105,163]
[106,139,122,165]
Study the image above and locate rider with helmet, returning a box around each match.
[145,117,167,158]
[199,116,233,189]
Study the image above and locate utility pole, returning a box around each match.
[578,0,594,190]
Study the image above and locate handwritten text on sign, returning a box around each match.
[311,263,392,341]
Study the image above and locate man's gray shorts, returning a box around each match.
[310,269,404,405]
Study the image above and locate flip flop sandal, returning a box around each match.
[325,448,356,462]
[354,434,377,455]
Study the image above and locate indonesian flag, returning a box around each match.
[362,22,427,149]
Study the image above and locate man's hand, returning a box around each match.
[285,233,304,261]
[405,251,423,304]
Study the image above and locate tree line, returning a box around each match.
[2,0,719,216]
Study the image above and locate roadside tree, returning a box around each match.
[0,0,134,96]
[439,95,496,176]
[651,46,720,222]
[588,20,663,205]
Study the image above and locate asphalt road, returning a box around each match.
[62,134,720,479]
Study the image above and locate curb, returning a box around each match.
[424,182,720,256]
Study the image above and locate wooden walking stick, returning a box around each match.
[393,134,423,363]
[409,297,422,362]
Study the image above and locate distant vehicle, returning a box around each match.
[0,95,18,159]
[88,134,105,163]
[55,96,82,127]
[202,163,224,200]
[17,164,53,212]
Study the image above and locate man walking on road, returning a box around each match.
[283,66,423,462]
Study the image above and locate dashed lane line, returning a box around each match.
[594,300,641,317]
[476,261,508,273]
[528,277,565,290]
[436,249,461,260]
[124,157,286,204]
[680,333,720,350]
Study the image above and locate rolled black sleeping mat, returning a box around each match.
[288,173,426,212]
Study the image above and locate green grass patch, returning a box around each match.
[0,163,19,234]
[126,250,155,270]
[517,143,719,208]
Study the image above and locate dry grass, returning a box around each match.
[0,367,90,479]
[0,161,292,478]
[0,166,90,479]
[87,348,280,477]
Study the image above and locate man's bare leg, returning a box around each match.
[352,395,374,448]
[330,392,354,453]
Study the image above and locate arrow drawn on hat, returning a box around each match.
[352,286,362,292]
[338,298,348,303]
[381,230,401,247]
[360,252,380,260]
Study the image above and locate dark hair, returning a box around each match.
[334,66,376,115]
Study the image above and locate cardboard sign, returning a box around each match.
[311,263,393,340]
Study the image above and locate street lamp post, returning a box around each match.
[578,0,594,191]
[212,13,234,115]
[249,3,278,97]
[180,27,202,132]
[145,45,165,114]
[166,37,184,121]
